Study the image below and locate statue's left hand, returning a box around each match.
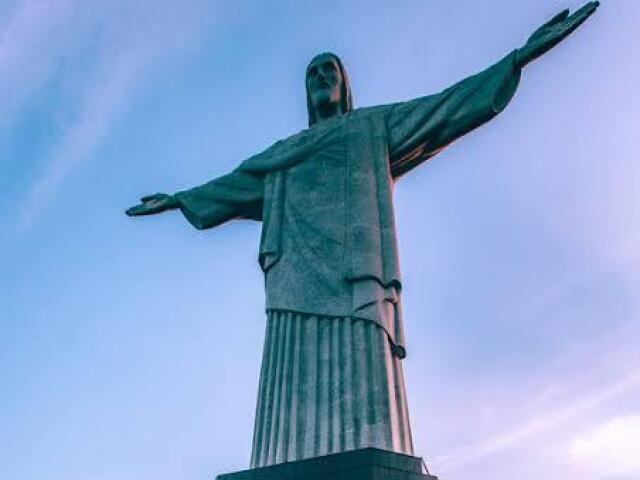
[126,193,179,216]
[516,1,599,68]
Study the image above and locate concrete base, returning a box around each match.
[216,448,438,480]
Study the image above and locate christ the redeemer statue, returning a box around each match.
[127,3,599,469]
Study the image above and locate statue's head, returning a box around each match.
[306,52,353,126]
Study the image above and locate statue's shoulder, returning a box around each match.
[261,107,390,154]
[275,107,389,141]
[351,104,393,117]
[346,104,396,129]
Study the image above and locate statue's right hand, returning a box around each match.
[126,193,179,216]
[516,1,599,68]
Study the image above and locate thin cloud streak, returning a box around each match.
[430,320,640,474]
[21,47,148,227]
[0,0,75,133]
[432,369,640,472]
[570,415,640,477]
[14,1,223,226]
[431,321,640,472]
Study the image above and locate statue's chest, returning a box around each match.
[277,116,386,218]
[285,131,359,205]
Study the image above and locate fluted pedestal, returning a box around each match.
[216,448,438,480]
[252,312,413,467]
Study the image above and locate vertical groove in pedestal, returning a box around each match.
[286,314,301,462]
[251,311,413,468]
[302,317,317,459]
[384,329,401,451]
[393,354,414,454]
[352,319,365,449]
[266,313,285,464]
[316,319,330,456]
[341,318,355,451]
[329,319,341,454]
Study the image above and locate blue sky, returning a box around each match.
[1,1,639,479]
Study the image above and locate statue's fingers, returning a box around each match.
[543,8,570,29]
[527,8,569,43]
[562,2,599,35]
[126,205,144,216]
[578,1,599,18]
[141,193,163,203]
[126,204,155,216]
[584,1,600,18]
[584,1,600,12]
[568,1,600,25]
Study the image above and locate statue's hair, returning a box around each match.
[306,52,353,126]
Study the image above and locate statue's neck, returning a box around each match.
[314,102,344,123]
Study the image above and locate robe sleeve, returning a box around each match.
[170,122,337,230]
[386,50,522,178]
[173,168,264,230]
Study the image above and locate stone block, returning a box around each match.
[216,448,438,480]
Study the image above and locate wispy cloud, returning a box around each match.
[21,46,149,227]
[432,370,640,471]
[0,0,75,131]
[1,0,222,226]
[570,415,640,477]
[430,321,640,474]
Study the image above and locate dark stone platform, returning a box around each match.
[216,448,438,480]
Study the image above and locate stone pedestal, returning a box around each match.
[216,448,438,480]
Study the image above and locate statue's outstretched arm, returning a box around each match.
[386,50,522,178]
[387,2,599,178]
[126,168,264,230]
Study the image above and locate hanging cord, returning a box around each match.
[421,456,441,478]
[421,457,432,475]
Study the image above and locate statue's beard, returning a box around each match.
[311,90,342,117]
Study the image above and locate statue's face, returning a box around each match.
[307,54,344,113]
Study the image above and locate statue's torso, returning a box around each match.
[262,117,406,354]
[265,131,351,314]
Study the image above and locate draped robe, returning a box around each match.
[173,51,521,466]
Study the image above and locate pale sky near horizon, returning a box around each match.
[1,1,639,479]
